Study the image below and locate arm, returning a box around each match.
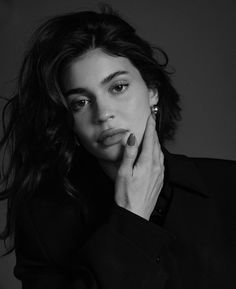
[14,115,172,288]
[14,193,172,289]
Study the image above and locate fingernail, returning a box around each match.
[127,133,135,146]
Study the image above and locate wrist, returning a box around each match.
[115,201,151,220]
[125,207,151,221]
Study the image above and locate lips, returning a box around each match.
[98,128,129,146]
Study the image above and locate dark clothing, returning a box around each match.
[14,148,236,289]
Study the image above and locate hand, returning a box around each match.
[114,113,164,220]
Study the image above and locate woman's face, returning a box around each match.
[62,48,158,162]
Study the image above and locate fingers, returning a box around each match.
[118,113,161,177]
[138,113,159,166]
[118,133,138,176]
[153,140,164,172]
[153,125,162,164]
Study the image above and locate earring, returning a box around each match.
[151,104,159,115]
[151,104,161,132]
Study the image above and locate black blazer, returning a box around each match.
[14,148,236,289]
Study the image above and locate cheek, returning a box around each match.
[73,115,93,142]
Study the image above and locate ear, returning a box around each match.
[148,88,159,106]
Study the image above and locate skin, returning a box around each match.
[115,113,164,219]
[62,48,159,180]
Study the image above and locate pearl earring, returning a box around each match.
[151,104,159,115]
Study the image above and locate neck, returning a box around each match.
[97,158,121,182]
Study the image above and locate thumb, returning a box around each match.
[120,133,138,173]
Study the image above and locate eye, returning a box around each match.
[70,99,90,112]
[110,82,129,94]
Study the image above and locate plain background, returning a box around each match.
[0,0,235,288]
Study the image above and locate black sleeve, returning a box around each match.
[14,190,173,289]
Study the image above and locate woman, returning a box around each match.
[0,7,235,289]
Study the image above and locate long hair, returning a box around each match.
[0,6,181,255]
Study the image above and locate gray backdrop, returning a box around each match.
[0,0,235,288]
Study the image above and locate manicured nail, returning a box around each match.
[127,133,135,146]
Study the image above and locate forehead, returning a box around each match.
[63,48,141,87]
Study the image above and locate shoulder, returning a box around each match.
[166,148,236,185]
[191,155,236,175]
[170,151,236,207]
[190,156,236,191]
[164,148,236,200]
[165,150,236,236]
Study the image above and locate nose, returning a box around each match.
[94,99,115,124]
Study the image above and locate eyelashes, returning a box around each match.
[110,82,129,94]
[70,99,90,112]
[69,81,130,112]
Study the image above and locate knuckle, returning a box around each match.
[153,160,165,175]
[153,163,161,174]
[126,147,136,157]
[140,165,152,177]
[117,168,127,178]
[128,150,137,158]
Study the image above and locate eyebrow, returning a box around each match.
[101,70,129,85]
[64,70,129,98]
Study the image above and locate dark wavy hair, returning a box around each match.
[0,6,181,255]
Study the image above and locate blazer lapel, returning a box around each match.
[163,148,209,197]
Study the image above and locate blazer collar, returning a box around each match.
[163,147,209,198]
[74,145,209,198]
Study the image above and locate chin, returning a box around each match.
[94,143,125,162]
